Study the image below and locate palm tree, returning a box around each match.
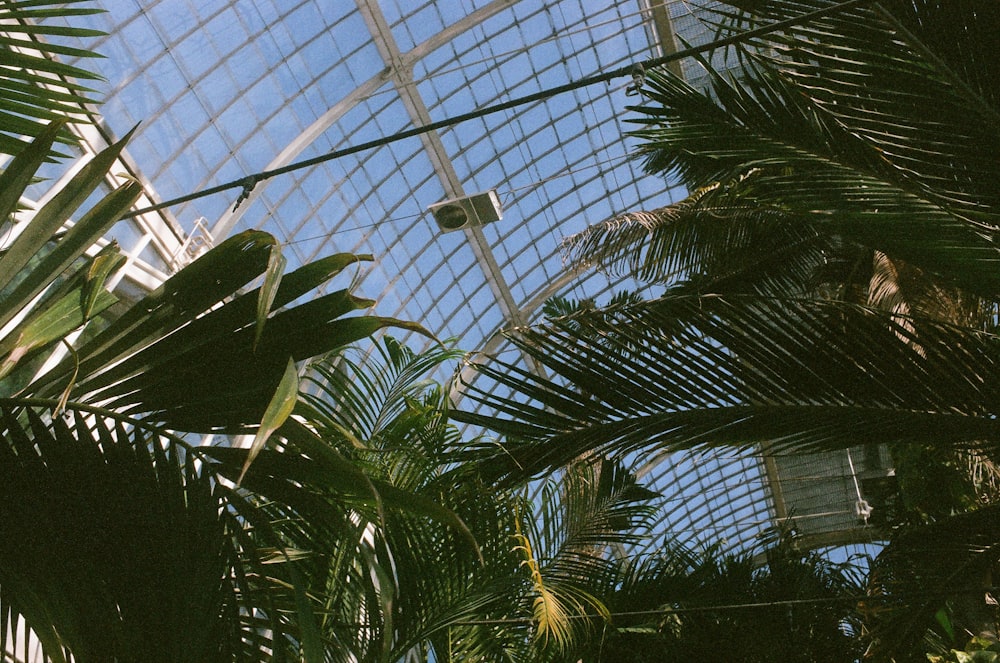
[2,7,658,660]
[453,1,1000,659]
[0,128,446,661]
[562,1,999,312]
[284,338,671,662]
[0,7,452,660]
[571,532,865,663]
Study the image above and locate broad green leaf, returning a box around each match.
[240,357,299,483]
[64,290,434,432]
[27,230,278,399]
[0,126,135,294]
[287,563,324,663]
[0,275,118,381]
[0,48,104,82]
[254,242,286,351]
[53,341,79,416]
[0,179,140,332]
[935,606,956,642]
[0,240,123,360]
[64,285,369,400]
[82,243,128,319]
[0,119,62,221]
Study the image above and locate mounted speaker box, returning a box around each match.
[428,190,503,232]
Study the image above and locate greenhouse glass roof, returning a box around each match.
[33,0,885,556]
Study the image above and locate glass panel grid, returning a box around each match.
[21,0,883,555]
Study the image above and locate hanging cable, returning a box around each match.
[449,585,1000,626]
[118,0,873,221]
[845,448,873,523]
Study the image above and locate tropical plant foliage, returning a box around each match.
[0,0,103,156]
[0,5,674,661]
[0,8,445,659]
[574,533,865,663]
[276,339,658,662]
[11,0,1000,660]
[563,0,1000,309]
[0,404,308,663]
[455,294,1000,483]
[188,334,869,663]
[0,157,427,662]
[455,0,1000,659]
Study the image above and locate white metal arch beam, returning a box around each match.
[448,266,587,404]
[209,0,517,241]
[355,0,529,326]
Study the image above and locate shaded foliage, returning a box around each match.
[457,2,1000,659]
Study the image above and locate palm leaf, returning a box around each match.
[719,0,1000,226]
[25,238,431,432]
[299,336,465,451]
[865,505,1000,660]
[0,126,138,392]
[522,459,657,655]
[435,460,659,662]
[224,340,496,662]
[620,2,1000,297]
[0,0,105,156]
[0,126,136,310]
[0,400,302,662]
[560,177,834,294]
[536,457,659,557]
[453,295,1000,484]
[284,341,669,662]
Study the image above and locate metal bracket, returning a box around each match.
[625,63,646,97]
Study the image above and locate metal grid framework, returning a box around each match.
[27,0,887,557]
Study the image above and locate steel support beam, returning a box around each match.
[210,0,517,241]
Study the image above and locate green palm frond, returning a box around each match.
[493,460,658,659]
[0,400,311,662]
[567,534,864,662]
[251,340,496,662]
[0,0,106,156]
[632,42,872,188]
[0,124,138,384]
[379,489,521,662]
[535,458,659,557]
[450,3,1000,659]
[453,295,1000,484]
[21,235,430,433]
[611,1,1000,297]
[282,402,663,661]
[720,0,1000,226]
[0,124,429,435]
[560,176,833,294]
[299,337,464,463]
[655,0,1000,223]
[288,335,666,663]
[0,109,441,663]
[865,505,1000,661]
